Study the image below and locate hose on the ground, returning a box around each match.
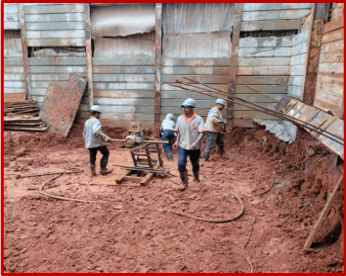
[39,168,244,223]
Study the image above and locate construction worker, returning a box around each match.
[173,98,206,190]
[83,105,113,177]
[160,113,176,161]
[202,98,227,161]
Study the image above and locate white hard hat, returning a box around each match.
[181,98,196,108]
[165,113,174,120]
[216,98,227,106]
[90,105,102,113]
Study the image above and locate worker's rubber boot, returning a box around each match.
[166,152,174,161]
[100,160,113,175]
[193,171,200,182]
[179,171,188,191]
[90,164,97,177]
[219,146,225,156]
[202,150,210,161]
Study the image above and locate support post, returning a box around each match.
[302,4,325,105]
[154,3,162,129]
[84,3,94,108]
[226,3,242,132]
[18,3,31,100]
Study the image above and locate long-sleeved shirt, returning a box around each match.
[205,107,224,133]
[83,117,105,149]
[160,119,176,131]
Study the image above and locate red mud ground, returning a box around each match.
[3,123,344,273]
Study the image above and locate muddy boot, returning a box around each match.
[219,146,225,156]
[193,171,200,182]
[202,150,210,161]
[90,164,97,177]
[179,171,188,191]
[100,160,113,175]
[166,152,174,161]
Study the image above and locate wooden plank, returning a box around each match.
[321,40,344,53]
[4,12,20,21]
[84,3,93,108]
[288,86,304,99]
[31,82,67,88]
[161,58,230,67]
[227,3,242,131]
[93,74,155,82]
[93,98,154,106]
[234,110,279,120]
[290,76,305,86]
[319,51,344,64]
[291,54,308,66]
[93,66,155,74]
[239,47,292,57]
[93,58,155,66]
[321,28,344,44]
[323,19,344,34]
[29,74,70,81]
[235,85,288,94]
[161,75,229,84]
[314,99,341,117]
[315,90,342,107]
[292,42,308,55]
[238,57,291,67]
[236,94,285,103]
[154,3,162,128]
[26,30,85,38]
[93,83,155,90]
[26,22,85,31]
[239,36,293,48]
[304,176,344,250]
[237,66,290,76]
[317,73,344,85]
[4,59,23,66]
[28,58,86,66]
[78,105,154,114]
[94,90,154,99]
[4,81,26,88]
[4,93,26,102]
[25,13,84,22]
[290,65,305,76]
[161,91,213,100]
[4,67,24,73]
[241,19,303,32]
[4,5,19,13]
[161,99,214,108]
[23,3,77,6]
[242,3,312,11]
[318,63,343,74]
[96,113,154,122]
[4,126,47,132]
[293,29,310,45]
[4,74,25,81]
[161,83,228,91]
[234,103,276,111]
[19,4,31,100]
[161,66,229,75]
[242,9,311,21]
[29,66,87,73]
[24,4,84,14]
[316,81,343,97]
[27,38,85,47]
[4,22,20,30]
[236,76,290,85]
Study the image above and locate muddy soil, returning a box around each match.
[3,123,344,273]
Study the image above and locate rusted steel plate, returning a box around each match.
[284,99,344,160]
[40,73,87,137]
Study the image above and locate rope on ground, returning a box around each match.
[242,216,256,273]
[39,168,244,223]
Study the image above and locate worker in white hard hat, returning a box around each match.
[160,113,176,161]
[173,98,206,190]
[202,98,227,161]
[83,105,113,177]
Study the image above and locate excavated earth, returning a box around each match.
[3,123,344,273]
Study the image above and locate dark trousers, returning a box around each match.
[204,131,225,151]
[88,145,110,165]
[162,129,175,156]
[178,148,201,173]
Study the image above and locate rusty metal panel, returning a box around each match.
[40,73,87,136]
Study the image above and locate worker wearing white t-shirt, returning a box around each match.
[173,98,206,190]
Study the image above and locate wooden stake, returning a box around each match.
[19,4,31,100]
[227,3,242,132]
[304,175,344,251]
[84,3,94,108]
[154,3,162,128]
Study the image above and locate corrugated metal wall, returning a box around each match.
[288,30,309,99]
[160,3,234,121]
[90,4,156,128]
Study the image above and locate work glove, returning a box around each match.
[219,120,227,124]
